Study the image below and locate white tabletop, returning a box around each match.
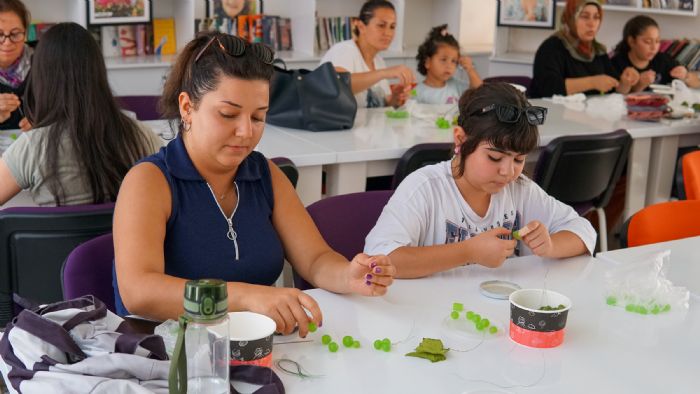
[597,235,700,298]
[272,254,698,393]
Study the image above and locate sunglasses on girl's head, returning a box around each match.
[470,104,547,126]
[194,34,275,65]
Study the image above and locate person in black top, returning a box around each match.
[0,0,31,130]
[611,15,700,92]
[530,0,639,98]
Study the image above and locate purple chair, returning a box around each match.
[295,191,394,290]
[62,233,116,312]
[483,76,532,96]
[0,204,115,327]
[117,95,162,120]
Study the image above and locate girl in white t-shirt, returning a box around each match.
[320,0,415,108]
[415,24,482,105]
[365,82,596,278]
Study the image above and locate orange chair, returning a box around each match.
[679,150,700,200]
[620,200,700,247]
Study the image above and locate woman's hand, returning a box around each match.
[239,285,322,337]
[19,117,31,131]
[520,221,554,257]
[387,83,410,108]
[465,228,516,268]
[0,93,20,123]
[385,64,415,86]
[346,253,395,296]
[670,65,688,81]
[590,74,619,93]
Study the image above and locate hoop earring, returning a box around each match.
[452,146,460,159]
[181,118,192,132]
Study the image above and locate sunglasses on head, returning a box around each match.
[469,104,547,126]
[194,34,275,65]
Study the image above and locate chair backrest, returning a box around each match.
[117,96,161,121]
[483,75,532,95]
[679,150,700,200]
[271,157,299,188]
[533,129,631,210]
[62,233,116,312]
[620,200,700,248]
[297,190,394,290]
[0,204,115,327]
[392,143,452,189]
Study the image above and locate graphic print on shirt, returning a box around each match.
[444,210,523,255]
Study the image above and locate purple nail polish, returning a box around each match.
[370,261,377,269]
[374,267,382,274]
[365,274,373,280]
[365,280,372,286]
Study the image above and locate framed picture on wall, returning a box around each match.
[497,0,556,29]
[87,0,152,26]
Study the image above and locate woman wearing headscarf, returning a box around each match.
[529,0,639,98]
[0,0,32,130]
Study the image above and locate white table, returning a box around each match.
[597,235,700,298]
[272,254,698,393]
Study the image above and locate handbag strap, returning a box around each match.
[273,58,287,71]
[230,365,285,394]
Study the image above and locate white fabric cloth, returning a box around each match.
[320,40,390,108]
[364,161,597,259]
[415,78,468,105]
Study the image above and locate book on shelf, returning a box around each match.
[315,16,357,52]
[153,18,176,56]
[660,38,700,71]
[118,25,137,56]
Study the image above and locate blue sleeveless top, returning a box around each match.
[113,136,284,315]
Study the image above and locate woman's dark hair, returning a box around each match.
[614,15,658,56]
[454,82,539,177]
[0,0,30,29]
[23,22,154,205]
[160,31,275,127]
[353,0,395,37]
[415,24,460,76]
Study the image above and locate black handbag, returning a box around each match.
[267,60,357,131]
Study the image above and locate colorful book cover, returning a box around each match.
[262,15,278,49]
[249,14,263,43]
[277,17,292,51]
[135,24,146,55]
[237,15,249,41]
[118,25,137,56]
[152,18,176,56]
[100,25,121,58]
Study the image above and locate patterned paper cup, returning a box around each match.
[509,289,572,348]
[228,312,276,367]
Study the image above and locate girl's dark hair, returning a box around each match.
[353,0,395,37]
[160,31,275,127]
[454,82,539,177]
[415,24,460,76]
[0,0,30,29]
[614,15,658,56]
[23,22,154,205]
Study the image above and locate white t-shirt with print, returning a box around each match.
[364,161,597,260]
[320,40,391,108]
[416,78,468,105]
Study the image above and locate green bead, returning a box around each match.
[342,335,354,348]
[328,342,339,352]
[373,340,383,350]
[625,304,635,312]
[489,326,498,334]
[481,318,490,328]
[382,341,391,352]
[352,340,360,348]
[606,296,617,306]
[450,311,459,320]
[410,89,417,97]
[307,322,317,332]
[9,133,17,140]
[476,320,489,330]
[473,314,481,323]
[452,115,458,125]
[452,302,464,312]
[662,304,671,312]
[321,334,331,345]
[636,306,648,315]
[466,311,474,320]
[651,305,660,314]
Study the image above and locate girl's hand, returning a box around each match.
[239,285,322,338]
[620,67,640,87]
[347,253,395,296]
[466,228,516,268]
[638,70,656,88]
[670,65,688,81]
[19,117,31,131]
[459,55,474,72]
[520,221,554,257]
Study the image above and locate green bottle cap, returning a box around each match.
[183,279,228,321]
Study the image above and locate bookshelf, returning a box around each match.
[491,0,700,77]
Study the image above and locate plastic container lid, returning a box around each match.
[479,280,521,300]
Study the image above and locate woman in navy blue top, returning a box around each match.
[113,32,396,337]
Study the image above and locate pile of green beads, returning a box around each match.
[373,338,391,352]
[465,310,497,334]
[539,304,566,311]
[386,110,409,119]
[624,303,671,315]
[9,133,17,140]
[435,117,451,129]
[307,322,318,332]
[343,335,361,348]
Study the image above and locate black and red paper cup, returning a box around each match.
[509,289,572,348]
[228,312,276,367]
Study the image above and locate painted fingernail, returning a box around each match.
[374,267,382,274]
[365,274,373,280]
[365,280,372,286]
[370,261,377,269]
